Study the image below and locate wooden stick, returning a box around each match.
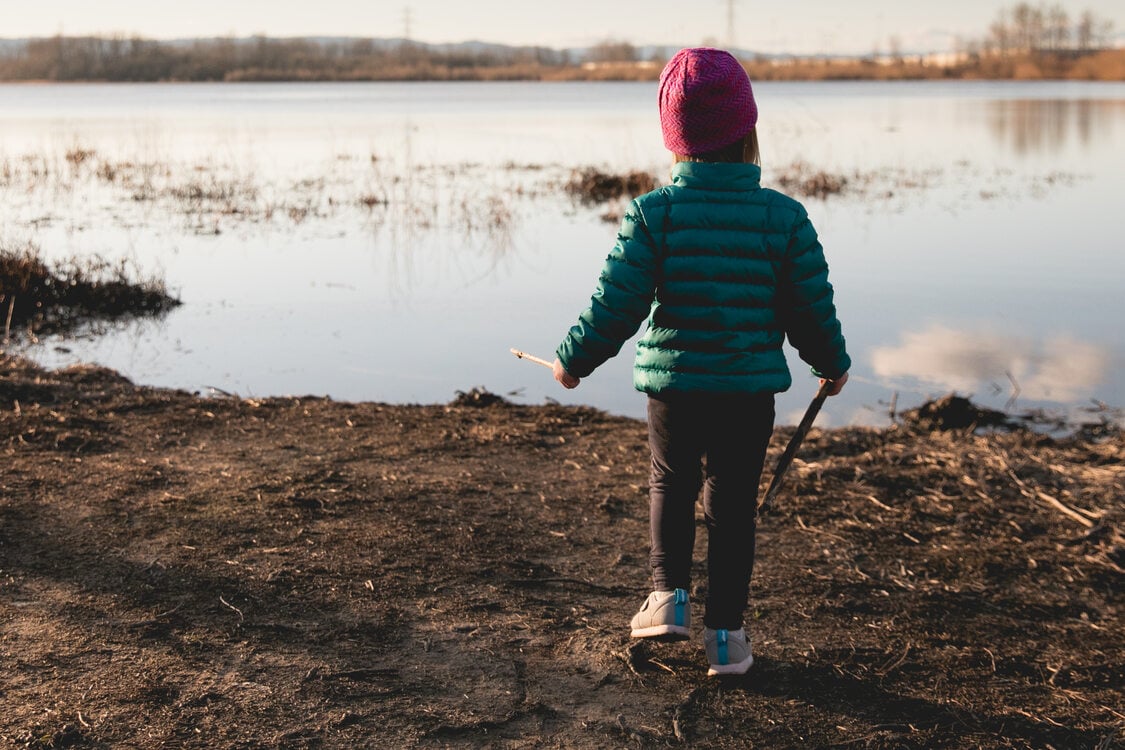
[759,380,834,513]
[510,348,553,370]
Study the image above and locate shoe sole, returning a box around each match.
[707,654,754,676]
[630,624,690,639]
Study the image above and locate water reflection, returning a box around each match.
[870,324,1109,403]
[4,81,1123,420]
[983,99,1122,155]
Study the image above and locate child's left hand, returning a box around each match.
[553,359,580,389]
[820,371,849,396]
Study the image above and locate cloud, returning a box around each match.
[870,324,1109,402]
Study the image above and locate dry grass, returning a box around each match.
[2,145,529,240]
[0,242,179,341]
[565,167,658,204]
[774,163,849,199]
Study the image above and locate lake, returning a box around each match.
[2,80,1123,427]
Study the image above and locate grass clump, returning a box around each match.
[565,167,657,204]
[1,242,180,340]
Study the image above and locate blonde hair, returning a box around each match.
[673,129,760,166]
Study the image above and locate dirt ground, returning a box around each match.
[1,355,1122,749]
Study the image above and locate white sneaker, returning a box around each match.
[629,588,690,639]
[704,627,753,675]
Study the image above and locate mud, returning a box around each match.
[1,356,1122,749]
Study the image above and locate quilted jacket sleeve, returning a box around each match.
[556,200,660,378]
[779,207,851,380]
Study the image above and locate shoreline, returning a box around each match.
[1,48,1123,85]
[2,353,1121,746]
[4,355,1120,746]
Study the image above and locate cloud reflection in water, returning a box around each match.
[871,325,1109,403]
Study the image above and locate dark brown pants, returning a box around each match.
[646,391,775,630]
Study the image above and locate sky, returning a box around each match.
[1,0,1122,55]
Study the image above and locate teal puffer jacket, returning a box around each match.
[556,160,850,394]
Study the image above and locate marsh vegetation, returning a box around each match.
[0,243,178,342]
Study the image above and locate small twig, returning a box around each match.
[219,596,244,620]
[154,602,183,619]
[1005,370,1021,411]
[867,494,894,512]
[506,576,625,594]
[983,647,997,673]
[612,642,647,679]
[510,348,553,369]
[796,514,848,542]
[877,643,911,676]
[994,450,1095,528]
[672,685,708,743]
[127,602,183,629]
[2,295,14,346]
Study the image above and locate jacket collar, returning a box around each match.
[670,161,762,191]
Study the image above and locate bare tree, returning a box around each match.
[887,35,904,65]
[1046,5,1070,50]
[1094,16,1116,49]
[1012,3,1033,51]
[990,9,1013,55]
[1076,11,1095,51]
[588,40,637,63]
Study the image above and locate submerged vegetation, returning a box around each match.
[0,146,526,240]
[0,243,179,341]
[774,163,849,199]
[565,167,658,204]
[0,143,1080,244]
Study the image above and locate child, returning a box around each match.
[552,47,850,676]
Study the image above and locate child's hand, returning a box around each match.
[820,371,848,396]
[553,359,580,389]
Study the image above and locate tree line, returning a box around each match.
[0,36,576,82]
[964,3,1116,56]
[0,4,1118,83]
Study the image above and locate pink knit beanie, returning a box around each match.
[658,47,757,156]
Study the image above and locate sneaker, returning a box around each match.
[704,627,753,676]
[629,588,690,639]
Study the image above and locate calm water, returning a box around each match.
[2,80,1123,427]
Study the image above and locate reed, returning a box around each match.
[0,242,180,338]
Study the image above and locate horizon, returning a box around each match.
[3,1,1122,57]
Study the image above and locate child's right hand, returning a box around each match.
[553,359,580,389]
[820,371,848,396]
